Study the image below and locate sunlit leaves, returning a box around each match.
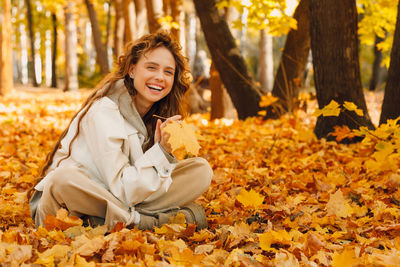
[216,0,298,35]
[358,0,398,68]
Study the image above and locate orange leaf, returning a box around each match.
[43,208,82,231]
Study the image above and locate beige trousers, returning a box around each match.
[34,157,212,230]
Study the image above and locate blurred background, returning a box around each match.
[0,0,397,125]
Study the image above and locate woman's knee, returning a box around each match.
[44,166,86,195]
[190,157,213,191]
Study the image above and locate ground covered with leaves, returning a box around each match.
[0,89,400,266]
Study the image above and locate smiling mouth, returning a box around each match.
[147,84,163,91]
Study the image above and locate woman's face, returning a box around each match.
[130,46,176,110]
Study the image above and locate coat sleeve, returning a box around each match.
[81,99,177,207]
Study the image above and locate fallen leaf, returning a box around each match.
[163,120,201,155]
[326,190,353,218]
[236,189,264,209]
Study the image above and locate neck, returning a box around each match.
[134,97,152,117]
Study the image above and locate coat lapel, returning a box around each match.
[106,79,149,146]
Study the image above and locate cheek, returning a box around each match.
[167,76,175,87]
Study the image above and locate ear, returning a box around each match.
[128,65,135,79]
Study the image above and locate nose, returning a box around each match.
[155,70,165,82]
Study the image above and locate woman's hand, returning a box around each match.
[154,115,182,154]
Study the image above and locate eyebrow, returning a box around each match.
[145,61,175,71]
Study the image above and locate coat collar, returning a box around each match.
[106,79,149,143]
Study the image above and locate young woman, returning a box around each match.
[29,32,213,231]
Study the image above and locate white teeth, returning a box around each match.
[147,84,163,91]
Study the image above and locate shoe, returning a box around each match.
[137,214,158,230]
[135,203,207,230]
[82,215,105,228]
[179,202,208,230]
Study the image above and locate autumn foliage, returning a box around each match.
[1,90,400,266]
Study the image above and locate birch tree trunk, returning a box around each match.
[64,2,79,91]
[134,0,147,37]
[259,29,273,92]
[0,0,13,96]
[84,0,110,76]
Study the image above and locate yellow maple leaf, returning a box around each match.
[326,190,353,218]
[236,189,264,209]
[343,101,364,116]
[373,141,394,162]
[332,248,359,267]
[259,94,279,108]
[163,120,201,156]
[314,100,341,117]
[259,230,292,251]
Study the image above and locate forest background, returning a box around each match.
[1,0,400,265]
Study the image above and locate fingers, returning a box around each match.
[160,132,172,153]
[154,115,181,154]
[161,115,182,129]
[154,119,162,143]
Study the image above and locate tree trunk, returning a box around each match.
[134,0,147,37]
[114,0,125,58]
[369,34,384,91]
[170,0,185,50]
[0,0,13,96]
[19,24,28,85]
[259,29,273,93]
[24,0,38,86]
[193,0,261,119]
[310,0,374,139]
[379,2,400,125]
[84,0,110,76]
[51,13,58,88]
[64,2,79,91]
[123,0,137,42]
[145,0,163,33]
[210,63,236,119]
[105,0,112,52]
[269,0,310,118]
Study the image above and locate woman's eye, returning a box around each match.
[165,71,174,75]
[147,66,156,70]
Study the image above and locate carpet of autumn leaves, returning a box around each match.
[1,89,400,266]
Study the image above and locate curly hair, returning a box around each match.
[35,31,191,187]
